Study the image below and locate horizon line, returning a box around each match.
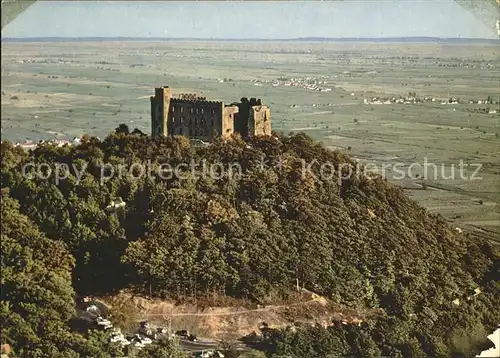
[2,36,499,42]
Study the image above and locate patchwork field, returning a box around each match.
[1,40,499,239]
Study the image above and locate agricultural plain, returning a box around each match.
[1,40,499,239]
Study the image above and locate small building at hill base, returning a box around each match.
[150,86,271,140]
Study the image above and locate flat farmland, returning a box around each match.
[1,40,499,239]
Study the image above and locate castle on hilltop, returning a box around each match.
[150,87,271,140]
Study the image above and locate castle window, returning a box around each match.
[180,117,184,125]
[201,108,204,114]
[190,108,193,114]
[210,108,215,115]
[172,116,175,124]
[180,106,184,113]
[172,105,175,112]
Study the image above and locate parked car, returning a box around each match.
[197,350,225,358]
[86,304,100,314]
[109,334,130,345]
[188,334,197,342]
[95,316,113,330]
[156,327,168,334]
[138,326,153,337]
[117,338,130,348]
[174,330,197,341]
[96,316,110,323]
[109,328,122,337]
[99,323,113,331]
[131,334,152,345]
[175,330,189,339]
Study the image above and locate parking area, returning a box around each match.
[76,297,224,356]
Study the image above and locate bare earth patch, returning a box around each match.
[100,290,379,340]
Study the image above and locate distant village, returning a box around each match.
[363,94,499,109]
[250,76,332,92]
[14,136,86,151]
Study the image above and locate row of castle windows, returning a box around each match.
[171,106,216,115]
[176,127,206,137]
[171,116,216,127]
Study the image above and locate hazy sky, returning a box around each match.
[2,0,495,39]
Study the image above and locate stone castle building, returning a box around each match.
[150,86,271,140]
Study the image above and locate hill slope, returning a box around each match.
[1,130,498,356]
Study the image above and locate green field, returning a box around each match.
[1,40,499,239]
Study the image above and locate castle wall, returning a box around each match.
[151,97,160,136]
[234,102,250,136]
[168,99,224,141]
[222,105,239,139]
[251,105,271,136]
[234,98,270,137]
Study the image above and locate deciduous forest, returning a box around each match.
[1,127,498,357]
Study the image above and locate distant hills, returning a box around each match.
[2,36,499,44]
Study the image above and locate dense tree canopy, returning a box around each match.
[0,190,129,357]
[1,129,498,357]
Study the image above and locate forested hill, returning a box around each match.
[1,128,499,357]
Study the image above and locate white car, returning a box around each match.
[132,334,152,345]
[110,334,125,343]
[102,323,113,330]
[96,317,112,325]
[109,328,122,337]
[118,339,130,348]
[109,334,130,347]
[86,304,100,313]
[95,317,113,330]
[140,336,153,345]
[199,351,225,358]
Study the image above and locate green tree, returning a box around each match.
[135,337,187,358]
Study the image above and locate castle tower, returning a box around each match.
[151,87,172,138]
[235,97,271,137]
[250,99,271,137]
